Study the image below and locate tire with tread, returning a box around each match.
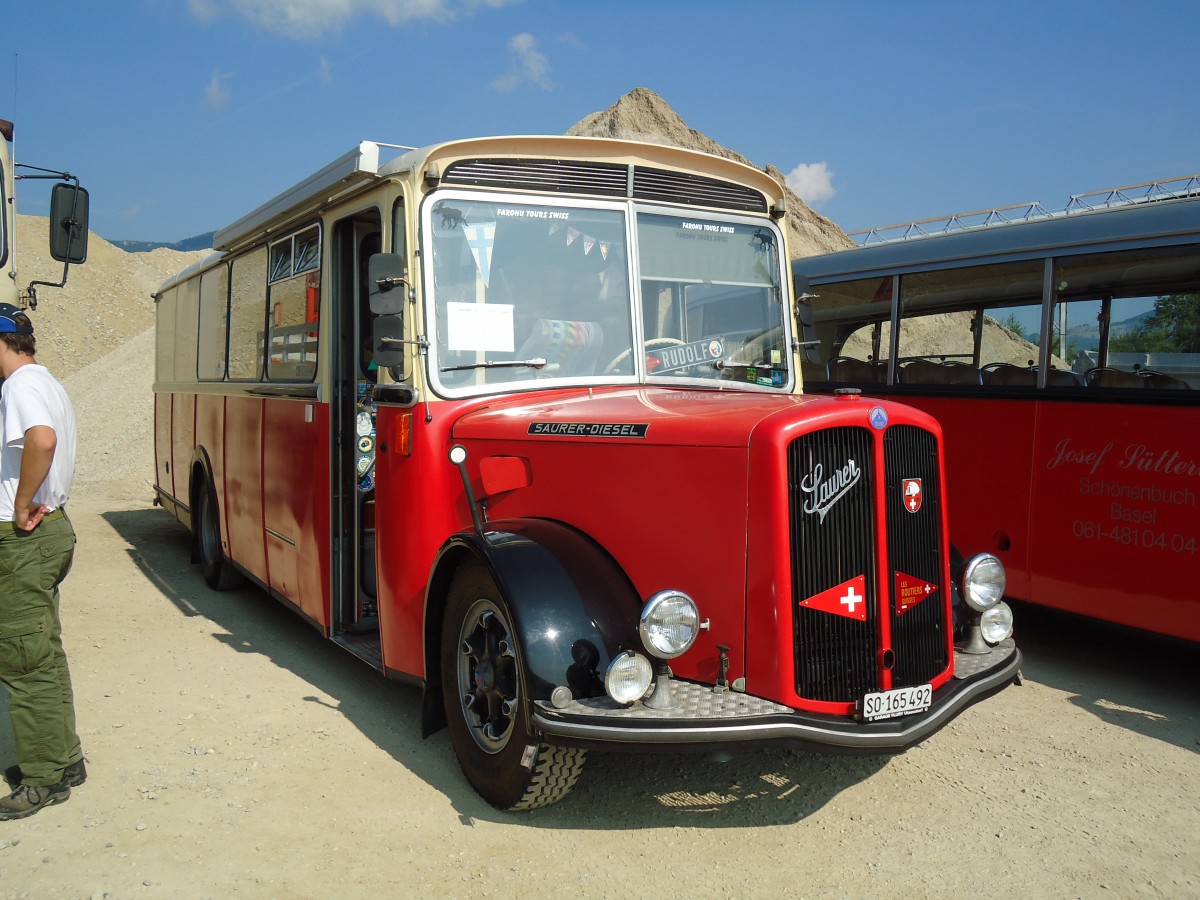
[440,559,586,810]
[195,480,244,591]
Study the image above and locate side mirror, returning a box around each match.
[367,253,407,315]
[49,183,89,264]
[372,314,406,373]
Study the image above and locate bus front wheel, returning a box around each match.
[440,559,586,810]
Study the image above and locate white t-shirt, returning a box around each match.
[0,363,77,521]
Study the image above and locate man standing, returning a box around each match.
[0,302,85,820]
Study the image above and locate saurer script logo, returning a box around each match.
[801,459,861,523]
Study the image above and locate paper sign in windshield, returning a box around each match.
[446,302,514,353]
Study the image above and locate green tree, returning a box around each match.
[1110,294,1200,353]
[1001,313,1027,339]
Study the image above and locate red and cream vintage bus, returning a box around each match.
[153,136,1021,810]
[794,179,1200,643]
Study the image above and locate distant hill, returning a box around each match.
[568,87,852,258]
[110,231,215,253]
[1030,309,1154,350]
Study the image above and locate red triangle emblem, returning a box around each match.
[800,575,868,621]
[894,571,938,614]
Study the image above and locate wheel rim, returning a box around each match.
[455,598,519,754]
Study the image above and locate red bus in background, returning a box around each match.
[794,179,1200,642]
[153,135,1021,810]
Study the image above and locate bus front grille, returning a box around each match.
[884,425,948,687]
[443,159,769,213]
[788,424,948,703]
[443,158,629,196]
[631,166,768,212]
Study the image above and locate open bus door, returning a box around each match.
[331,210,384,666]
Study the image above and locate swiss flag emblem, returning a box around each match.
[894,571,938,614]
[902,478,923,513]
[800,575,868,622]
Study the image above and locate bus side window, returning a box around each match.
[358,232,382,381]
[1054,246,1200,391]
[1101,292,1198,390]
[806,276,892,384]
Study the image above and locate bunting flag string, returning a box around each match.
[548,222,615,262]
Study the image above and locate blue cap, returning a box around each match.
[0,303,33,334]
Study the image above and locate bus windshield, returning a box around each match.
[426,194,788,394]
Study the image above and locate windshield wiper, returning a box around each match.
[440,357,548,373]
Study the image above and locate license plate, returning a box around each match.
[862,683,932,721]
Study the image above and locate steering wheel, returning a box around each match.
[603,337,687,375]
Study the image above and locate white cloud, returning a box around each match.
[785,161,837,207]
[490,32,550,93]
[203,71,235,111]
[188,0,220,24]
[318,57,335,85]
[191,0,522,39]
[120,201,153,219]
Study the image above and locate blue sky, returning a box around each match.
[5,0,1198,245]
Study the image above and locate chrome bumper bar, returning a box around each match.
[532,640,1021,753]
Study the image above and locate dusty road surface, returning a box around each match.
[1,479,1198,899]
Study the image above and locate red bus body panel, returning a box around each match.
[262,399,330,627]
[898,394,1199,642]
[222,396,268,585]
[376,387,958,713]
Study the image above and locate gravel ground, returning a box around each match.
[0,471,1196,897]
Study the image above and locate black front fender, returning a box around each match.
[422,519,643,736]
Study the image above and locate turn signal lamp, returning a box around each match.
[396,411,412,456]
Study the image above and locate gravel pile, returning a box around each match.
[12,215,206,500]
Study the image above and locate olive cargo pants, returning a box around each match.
[0,509,82,787]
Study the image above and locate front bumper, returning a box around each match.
[532,639,1021,754]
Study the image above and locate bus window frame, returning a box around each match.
[197,262,232,382]
[227,245,269,383]
[265,221,322,384]
[420,190,640,399]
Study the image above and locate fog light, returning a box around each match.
[961,553,1006,612]
[605,651,653,704]
[980,601,1014,644]
[639,590,700,659]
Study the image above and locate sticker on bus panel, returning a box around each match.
[799,574,867,621]
[894,571,938,614]
[862,683,932,721]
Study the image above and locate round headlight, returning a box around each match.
[980,601,1014,644]
[961,553,1006,612]
[604,651,653,705]
[639,590,700,659]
